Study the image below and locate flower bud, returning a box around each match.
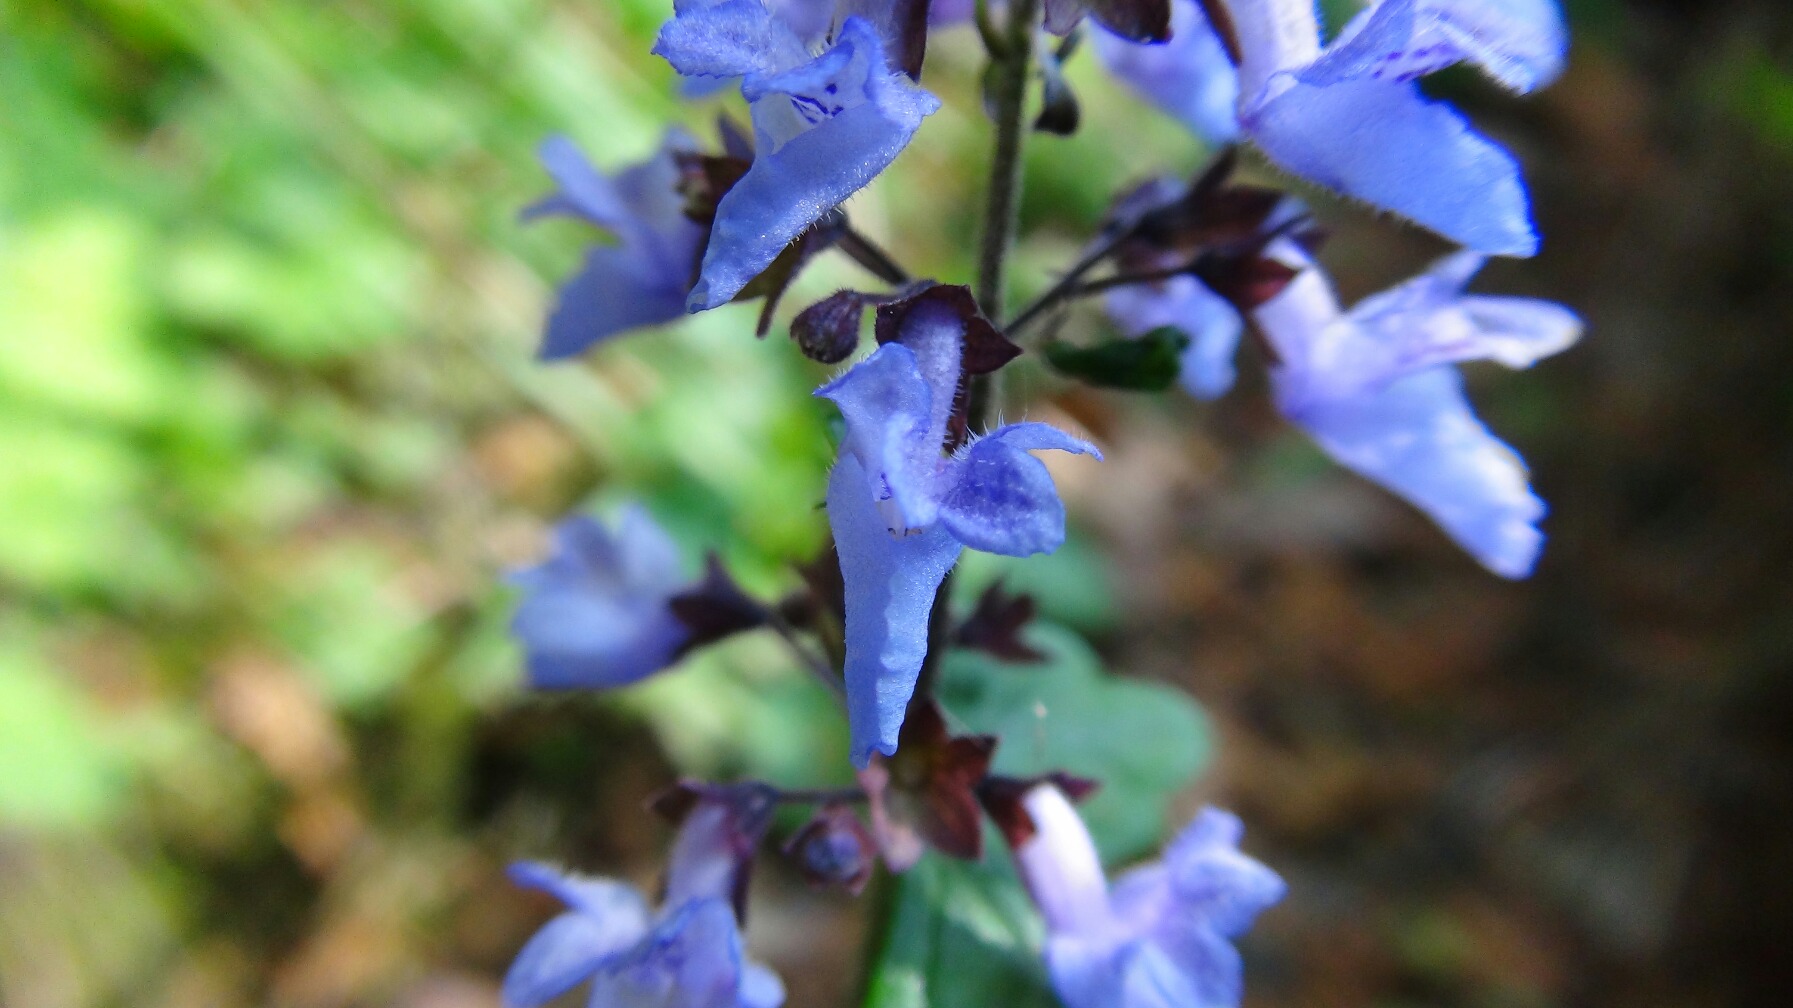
[785,804,876,894]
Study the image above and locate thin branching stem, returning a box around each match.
[764,604,847,703]
[1004,227,1135,335]
[973,0,1042,335]
[1011,262,1195,335]
[1008,216,1313,339]
[837,223,913,285]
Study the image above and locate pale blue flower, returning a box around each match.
[1093,0,1241,143]
[503,800,784,1008]
[1256,241,1581,576]
[655,1,940,309]
[508,506,693,690]
[1098,0,1568,255]
[816,294,1099,766]
[1011,785,1285,1008]
[522,134,705,360]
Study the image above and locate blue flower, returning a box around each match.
[522,133,706,360]
[503,798,784,1008]
[508,506,694,690]
[655,2,940,310]
[1097,0,1567,255]
[1256,242,1581,577]
[1010,785,1285,1008]
[815,295,1100,766]
[1093,0,1241,142]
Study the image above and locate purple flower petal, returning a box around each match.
[507,509,694,689]
[589,898,750,1008]
[815,342,942,530]
[1287,366,1547,577]
[1247,75,1538,256]
[501,864,652,1008]
[523,135,635,228]
[937,424,1099,557]
[503,911,643,1008]
[523,136,704,359]
[1121,0,1565,255]
[1008,789,1283,1008]
[654,0,811,77]
[507,861,654,919]
[540,247,697,360]
[1016,785,1117,937]
[1299,0,1567,95]
[1249,244,1574,576]
[1136,913,1244,1008]
[739,962,787,1008]
[1342,250,1582,386]
[1093,0,1241,142]
[1162,808,1288,938]
[826,455,962,767]
[689,18,939,309]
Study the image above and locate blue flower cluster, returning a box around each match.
[504,793,784,1008]
[500,1,1581,1005]
[1014,786,1285,1008]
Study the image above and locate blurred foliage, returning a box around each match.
[0,0,1183,1003]
[942,622,1209,863]
[867,851,1056,1008]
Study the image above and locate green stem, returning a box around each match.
[915,0,1041,703]
[765,603,846,703]
[837,223,913,286]
[974,0,1042,336]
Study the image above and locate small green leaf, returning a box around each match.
[955,533,1117,632]
[865,852,1057,1008]
[1042,327,1190,391]
[939,622,1210,862]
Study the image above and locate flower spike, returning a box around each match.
[814,285,1100,765]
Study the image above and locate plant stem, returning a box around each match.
[1005,227,1134,336]
[1012,262,1195,337]
[837,223,912,286]
[1008,216,1312,339]
[916,0,1042,703]
[765,604,847,703]
[974,0,1042,336]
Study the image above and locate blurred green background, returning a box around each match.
[1,0,1790,1006]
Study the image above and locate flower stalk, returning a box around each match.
[975,0,1042,333]
[917,0,1043,704]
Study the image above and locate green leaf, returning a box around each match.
[939,622,1210,862]
[1042,327,1190,391]
[954,533,1118,632]
[865,852,1057,1008]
